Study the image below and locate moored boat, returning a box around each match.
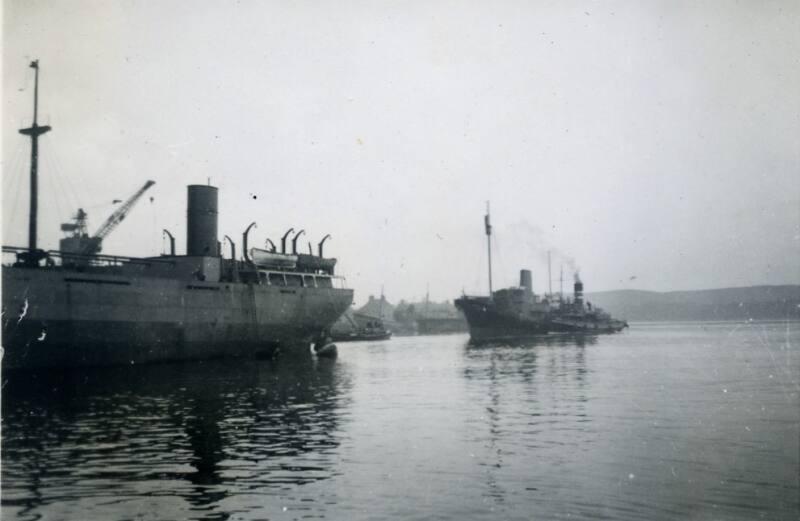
[2,61,353,369]
[330,313,392,342]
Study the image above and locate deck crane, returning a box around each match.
[59,180,155,256]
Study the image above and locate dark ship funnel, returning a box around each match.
[574,273,584,307]
[187,185,219,256]
[519,269,532,293]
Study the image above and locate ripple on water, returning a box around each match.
[2,323,799,520]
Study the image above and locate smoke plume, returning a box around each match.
[507,220,578,275]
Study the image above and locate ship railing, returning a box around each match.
[2,246,177,268]
[459,294,491,300]
[256,269,348,289]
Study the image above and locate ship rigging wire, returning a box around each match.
[4,142,27,231]
[41,152,65,225]
[41,134,84,216]
[40,137,82,235]
[471,227,486,295]
[493,232,508,290]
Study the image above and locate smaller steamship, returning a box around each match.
[455,205,627,342]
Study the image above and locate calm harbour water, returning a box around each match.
[2,321,798,520]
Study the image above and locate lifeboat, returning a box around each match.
[249,248,297,269]
[296,254,337,274]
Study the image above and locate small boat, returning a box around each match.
[331,313,392,342]
[545,275,629,333]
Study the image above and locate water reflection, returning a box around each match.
[462,334,595,509]
[2,355,350,520]
[4,325,795,520]
[467,333,599,349]
[464,334,595,382]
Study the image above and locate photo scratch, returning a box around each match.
[17,298,28,324]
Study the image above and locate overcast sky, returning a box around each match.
[3,1,799,305]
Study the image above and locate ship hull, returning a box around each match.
[455,296,628,342]
[454,296,549,342]
[2,266,353,369]
[548,317,628,334]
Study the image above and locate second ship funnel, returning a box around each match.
[519,269,532,293]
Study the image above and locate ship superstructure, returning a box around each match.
[2,61,353,369]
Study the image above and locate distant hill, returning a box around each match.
[586,285,800,322]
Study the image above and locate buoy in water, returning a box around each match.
[313,342,338,358]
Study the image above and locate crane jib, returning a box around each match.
[85,180,156,255]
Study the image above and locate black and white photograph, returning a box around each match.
[2,1,799,519]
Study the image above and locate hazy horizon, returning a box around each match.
[4,1,799,306]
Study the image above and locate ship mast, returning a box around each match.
[548,250,552,297]
[380,284,385,320]
[19,60,52,266]
[425,282,430,316]
[484,201,493,297]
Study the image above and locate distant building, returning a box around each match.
[358,295,396,322]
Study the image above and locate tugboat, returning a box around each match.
[331,312,392,342]
[547,273,628,333]
[454,203,627,342]
[2,61,353,369]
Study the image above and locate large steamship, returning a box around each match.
[1,61,353,369]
